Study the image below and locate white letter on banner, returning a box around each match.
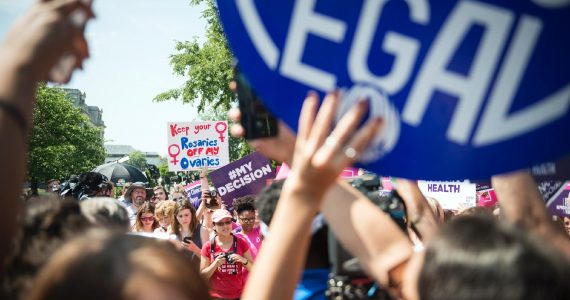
[402,2,514,145]
[474,16,570,146]
[236,0,279,69]
[349,0,429,94]
[280,0,346,91]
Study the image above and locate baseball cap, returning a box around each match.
[212,209,232,223]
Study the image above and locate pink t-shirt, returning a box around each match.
[201,235,250,299]
[234,226,262,259]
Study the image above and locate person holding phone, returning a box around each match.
[170,200,208,257]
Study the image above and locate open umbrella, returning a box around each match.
[92,162,148,185]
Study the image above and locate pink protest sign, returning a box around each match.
[166,121,229,171]
[341,168,359,179]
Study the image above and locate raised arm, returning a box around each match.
[242,91,382,300]
[321,181,414,287]
[395,178,440,243]
[492,170,570,259]
[229,94,414,292]
[0,0,92,262]
[196,166,209,221]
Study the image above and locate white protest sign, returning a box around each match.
[166,121,229,171]
[417,180,476,210]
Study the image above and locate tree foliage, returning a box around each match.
[156,0,253,161]
[198,107,253,162]
[154,0,234,112]
[127,150,148,170]
[29,84,106,189]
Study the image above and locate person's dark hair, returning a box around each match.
[458,206,492,217]
[27,230,211,300]
[73,172,108,200]
[145,188,154,202]
[172,200,198,239]
[232,195,256,215]
[2,195,89,300]
[256,180,285,225]
[443,209,455,223]
[255,180,329,269]
[102,181,114,195]
[79,197,129,232]
[419,215,570,300]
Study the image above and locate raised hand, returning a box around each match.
[287,90,383,199]
[0,0,94,82]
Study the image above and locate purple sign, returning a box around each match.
[546,182,570,218]
[184,181,202,209]
[209,152,276,208]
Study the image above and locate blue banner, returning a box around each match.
[217,0,570,179]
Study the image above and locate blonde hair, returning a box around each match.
[169,185,188,198]
[155,200,176,219]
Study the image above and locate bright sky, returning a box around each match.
[0,0,207,157]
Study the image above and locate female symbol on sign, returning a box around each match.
[168,144,181,165]
[215,122,228,142]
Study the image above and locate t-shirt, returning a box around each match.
[233,226,262,259]
[124,203,137,229]
[201,234,250,299]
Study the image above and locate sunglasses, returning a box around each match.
[173,197,186,201]
[141,216,155,222]
[215,220,232,226]
[239,217,256,224]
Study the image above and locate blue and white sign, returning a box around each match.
[217,0,570,179]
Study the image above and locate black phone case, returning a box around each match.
[234,69,279,139]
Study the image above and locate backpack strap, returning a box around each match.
[210,234,238,259]
[210,234,216,258]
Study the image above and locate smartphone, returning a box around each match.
[234,65,278,139]
[183,236,192,243]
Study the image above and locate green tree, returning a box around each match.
[154,0,234,112]
[29,84,106,194]
[127,150,148,170]
[156,0,253,161]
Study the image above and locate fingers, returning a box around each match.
[228,107,241,122]
[229,108,245,138]
[50,0,94,19]
[228,80,237,92]
[328,100,368,147]
[297,91,319,144]
[307,90,339,150]
[72,33,89,69]
[340,117,383,165]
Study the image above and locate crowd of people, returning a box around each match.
[1,1,570,300]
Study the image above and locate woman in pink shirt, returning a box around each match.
[232,196,262,259]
